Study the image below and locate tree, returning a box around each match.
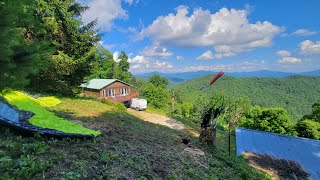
[149,74,169,88]
[296,120,320,140]
[296,99,320,139]
[239,106,297,135]
[28,0,99,95]
[86,46,115,80]
[141,83,169,109]
[301,99,320,122]
[0,0,52,90]
[114,51,131,82]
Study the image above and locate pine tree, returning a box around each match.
[29,0,99,95]
[0,0,52,90]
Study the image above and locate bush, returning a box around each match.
[101,99,127,111]
[239,106,297,135]
[113,103,127,111]
[296,119,320,140]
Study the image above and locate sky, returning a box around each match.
[78,0,320,74]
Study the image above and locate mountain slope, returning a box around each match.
[135,70,320,83]
[174,75,320,121]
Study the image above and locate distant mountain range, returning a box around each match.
[135,70,320,82]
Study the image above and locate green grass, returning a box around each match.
[0,97,270,179]
[36,96,61,107]
[1,91,100,136]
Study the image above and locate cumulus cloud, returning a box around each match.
[293,29,318,36]
[276,50,301,64]
[276,50,291,57]
[197,50,214,60]
[80,0,129,32]
[128,55,173,73]
[113,51,120,62]
[176,56,184,60]
[299,40,320,55]
[138,6,281,54]
[128,55,148,63]
[141,46,173,58]
[279,57,302,64]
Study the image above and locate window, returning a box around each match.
[120,88,128,95]
[107,89,115,97]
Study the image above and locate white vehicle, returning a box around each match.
[130,98,147,111]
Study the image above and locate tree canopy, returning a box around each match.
[0,0,52,90]
[28,0,100,95]
[239,106,297,135]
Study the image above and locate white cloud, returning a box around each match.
[141,46,173,58]
[293,29,318,36]
[197,50,214,60]
[113,51,120,62]
[276,50,291,57]
[138,6,281,54]
[128,55,148,63]
[98,41,114,49]
[299,40,320,55]
[176,56,184,60]
[279,57,302,64]
[276,50,301,64]
[128,55,173,73]
[80,0,128,32]
[197,47,236,60]
[181,61,270,72]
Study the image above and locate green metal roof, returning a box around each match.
[80,79,132,90]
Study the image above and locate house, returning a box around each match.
[80,79,139,103]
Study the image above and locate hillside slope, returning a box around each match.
[174,75,320,121]
[0,97,268,179]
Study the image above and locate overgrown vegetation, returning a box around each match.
[174,75,320,122]
[0,98,269,179]
[138,74,319,139]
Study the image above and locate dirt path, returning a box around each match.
[127,108,199,137]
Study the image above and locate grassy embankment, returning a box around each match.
[0,96,270,179]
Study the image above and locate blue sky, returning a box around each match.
[79,0,320,74]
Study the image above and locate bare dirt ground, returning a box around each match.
[244,152,310,180]
[127,108,199,137]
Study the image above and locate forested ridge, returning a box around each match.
[174,75,320,122]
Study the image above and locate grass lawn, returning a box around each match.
[0,97,270,179]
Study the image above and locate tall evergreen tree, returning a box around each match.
[115,51,131,82]
[0,0,52,90]
[29,0,99,94]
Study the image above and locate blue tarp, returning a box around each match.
[236,128,320,180]
[0,102,19,122]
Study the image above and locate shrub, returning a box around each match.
[113,102,127,111]
[239,106,297,135]
[296,119,320,140]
